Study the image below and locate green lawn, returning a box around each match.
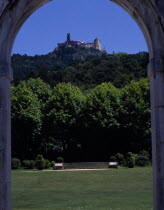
[12,167,153,210]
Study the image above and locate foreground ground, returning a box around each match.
[12,167,153,210]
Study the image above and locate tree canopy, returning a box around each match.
[11,78,151,161]
[12,50,148,89]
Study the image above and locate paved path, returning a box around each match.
[27,168,110,172]
[44,168,109,172]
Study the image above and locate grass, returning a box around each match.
[12,167,153,210]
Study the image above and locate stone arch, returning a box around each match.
[0,0,164,209]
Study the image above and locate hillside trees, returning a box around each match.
[12,51,148,88]
[12,47,106,82]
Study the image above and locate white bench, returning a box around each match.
[53,163,63,170]
[109,162,118,168]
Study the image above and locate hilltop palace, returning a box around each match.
[57,33,101,51]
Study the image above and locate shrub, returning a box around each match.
[136,155,150,167]
[138,150,150,158]
[12,158,21,169]
[116,153,126,166]
[126,157,135,168]
[51,161,55,167]
[57,157,64,163]
[109,156,116,162]
[36,155,45,170]
[34,160,37,167]
[44,159,51,169]
[127,152,133,158]
[23,160,35,169]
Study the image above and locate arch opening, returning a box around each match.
[11,0,150,163]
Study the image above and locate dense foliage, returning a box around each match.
[11,78,151,162]
[11,48,150,162]
[12,48,106,83]
[36,155,45,170]
[11,81,42,159]
[23,160,35,169]
[12,50,148,88]
[12,158,21,169]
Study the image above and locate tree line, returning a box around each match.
[11,78,151,162]
[12,50,148,89]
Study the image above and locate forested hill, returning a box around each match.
[12,47,106,80]
[12,48,149,88]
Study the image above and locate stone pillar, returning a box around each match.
[148,56,164,210]
[0,73,11,210]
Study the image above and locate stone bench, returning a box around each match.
[109,162,118,168]
[53,163,63,170]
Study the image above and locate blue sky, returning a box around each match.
[12,0,148,55]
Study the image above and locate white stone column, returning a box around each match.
[148,56,164,210]
[0,73,11,209]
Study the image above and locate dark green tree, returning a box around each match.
[11,81,42,159]
[82,83,121,161]
[45,83,86,159]
[120,78,151,153]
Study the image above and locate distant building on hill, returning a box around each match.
[57,33,101,51]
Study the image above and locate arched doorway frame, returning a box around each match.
[0,0,164,209]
